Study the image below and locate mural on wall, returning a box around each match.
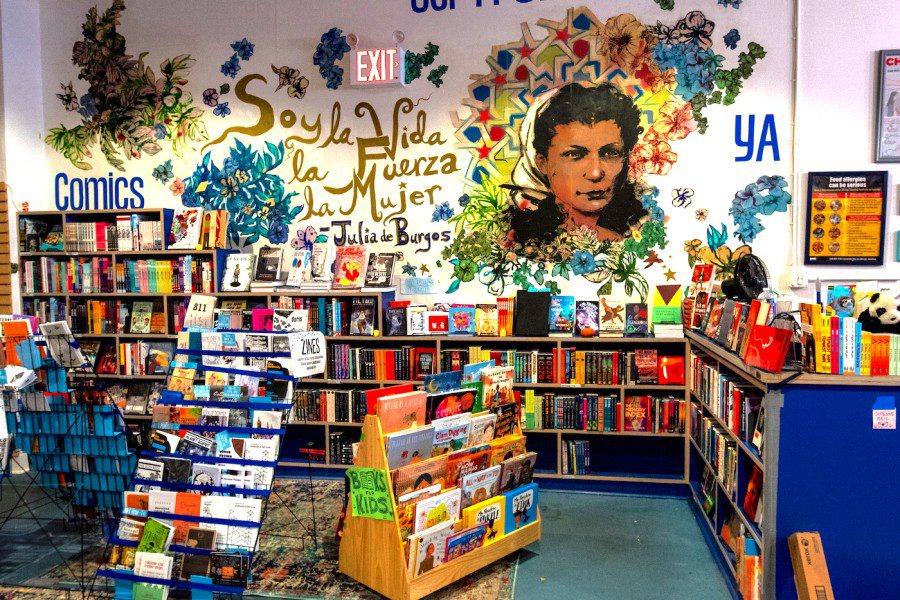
[446,7,769,298]
[39,1,794,300]
[45,0,207,170]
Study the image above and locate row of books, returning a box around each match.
[800,303,899,376]
[562,439,590,475]
[558,347,685,386]
[690,353,764,452]
[329,430,358,465]
[521,391,686,433]
[116,257,215,294]
[327,345,434,381]
[64,216,163,252]
[691,406,738,498]
[70,299,166,335]
[221,245,400,292]
[290,388,368,423]
[22,298,66,323]
[21,256,115,294]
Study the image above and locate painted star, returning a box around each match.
[519,44,533,58]
[555,29,569,42]
[401,264,417,277]
[493,74,507,85]
[420,265,430,275]
[477,109,491,122]
[477,144,491,159]
[643,250,663,268]
[664,268,677,281]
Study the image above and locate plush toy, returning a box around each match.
[855,292,900,334]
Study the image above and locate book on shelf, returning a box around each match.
[222,254,255,292]
[548,296,575,337]
[284,249,311,288]
[514,291,550,337]
[562,439,590,475]
[624,303,649,336]
[575,300,600,337]
[332,245,367,289]
[167,208,203,250]
[363,252,397,288]
[254,247,284,283]
[309,240,334,283]
[116,256,214,293]
[598,297,626,336]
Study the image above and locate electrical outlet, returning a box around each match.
[791,267,808,288]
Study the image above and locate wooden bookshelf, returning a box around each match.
[338,414,541,600]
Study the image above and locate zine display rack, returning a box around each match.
[339,414,542,600]
[0,325,137,597]
[685,328,900,599]
[97,328,320,598]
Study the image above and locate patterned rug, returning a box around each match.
[7,478,518,599]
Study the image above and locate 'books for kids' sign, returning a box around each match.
[347,467,394,521]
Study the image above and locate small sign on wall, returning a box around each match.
[352,46,404,86]
[873,397,896,430]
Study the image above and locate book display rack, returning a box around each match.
[97,326,322,597]
[339,412,542,600]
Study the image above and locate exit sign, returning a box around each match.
[352,47,404,86]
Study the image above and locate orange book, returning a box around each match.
[124,491,150,523]
[1,320,31,366]
[173,492,202,543]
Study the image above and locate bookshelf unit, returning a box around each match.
[684,328,900,600]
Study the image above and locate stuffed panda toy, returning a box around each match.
[856,292,900,334]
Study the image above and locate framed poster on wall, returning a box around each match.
[804,171,888,266]
[876,49,900,162]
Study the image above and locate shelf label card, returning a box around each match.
[873,397,896,430]
[347,467,394,521]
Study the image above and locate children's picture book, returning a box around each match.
[413,488,461,533]
[826,284,855,317]
[397,484,441,542]
[481,366,514,409]
[285,249,311,288]
[445,447,490,489]
[431,413,472,456]
[449,304,476,335]
[489,434,526,467]
[130,302,154,334]
[332,245,367,289]
[255,247,283,282]
[463,360,495,384]
[222,254,255,292]
[575,300,600,337]
[444,524,487,562]
[376,391,427,434]
[462,496,505,545]
[460,465,501,508]
[424,388,475,423]
[468,412,498,446]
[168,208,203,249]
[348,297,376,335]
[423,370,464,394]
[407,520,454,577]
[385,425,434,470]
[364,252,397,287]
[475,304,498,336]
[491,402,519,438]
[625,303,649,336]
[498,451,536,493]
[549,295,575,336]
[393,456,448,497]
[503,482,538,533]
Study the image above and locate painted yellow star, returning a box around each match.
[664,268,676,281]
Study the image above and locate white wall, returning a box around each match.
[795,0,900,285]
[1,0,46,305]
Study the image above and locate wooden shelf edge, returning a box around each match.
[404,518,541,600]
[690,397,765,471]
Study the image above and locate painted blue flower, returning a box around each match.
[181,187,199,207]
[718,0,743,8]
[221,54,241,78]
[230,38,255,61]
[213,102,231,117]
[432,201,454,222]
[152,160,174,184]
[724,28,741,50]
[650,206,665,221]
[458,194,470,207]
[699,49,725,71]
[152,123,167,139]
[571,251,597,276]
[77,94,97,119]
[313,28,351,89]
[267,220,289,245]
[756,175,788,191]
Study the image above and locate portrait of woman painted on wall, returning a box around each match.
[505,82,648,246]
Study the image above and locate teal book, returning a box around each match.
[503,482,538,534]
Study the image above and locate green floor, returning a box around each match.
[0,477,733,599]
[513,491,733,600]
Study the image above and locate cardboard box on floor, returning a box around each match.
[788,532,834,600]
